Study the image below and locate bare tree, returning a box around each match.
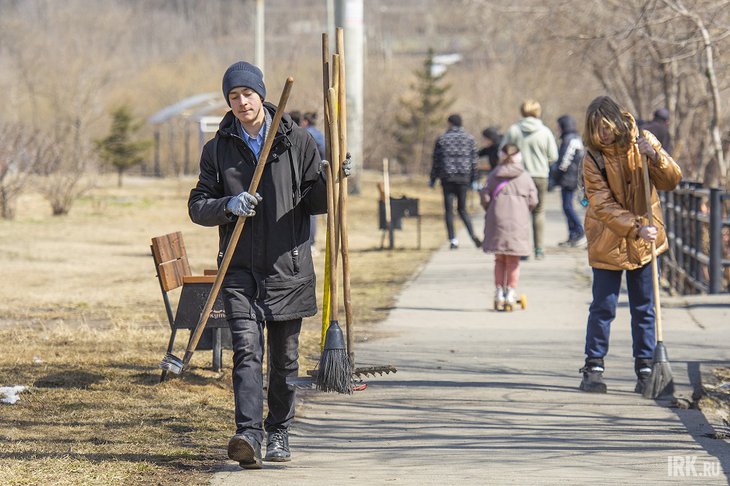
[542,0,730,186]
[35,120,97,216]
[0,123,39,219]
[1,0,728,188]
[661,0,728,187]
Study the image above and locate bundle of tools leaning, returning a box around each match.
[315,27,354,394]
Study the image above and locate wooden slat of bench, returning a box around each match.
[151,232,189,267]
[158,259,189,291]
[183,275,216,284]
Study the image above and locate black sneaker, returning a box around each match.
[228,432,262,469]
[570,235,587,247]
[472,236,482,248]
[558,239,573,248]
[634,359,653,394]
[635,370,652,394]
[264,429,291,462]
[579,359,607,393]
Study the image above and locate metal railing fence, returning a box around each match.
[660,182,730,294]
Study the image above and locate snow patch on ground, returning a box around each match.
[1,385,27,404]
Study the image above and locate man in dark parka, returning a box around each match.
[188,61,327,469]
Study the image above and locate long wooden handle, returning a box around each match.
[321,33,331,164]
[331,54,342,259]
[182,77,294,367]
[320,33,332,345]
[326,86,340,321]
[336,28,354,364]
[640,145,663,342]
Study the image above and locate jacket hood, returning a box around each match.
[518,116,544,134]
[483,127,502,144]
[492,158,524,179]
[558,115,577,135]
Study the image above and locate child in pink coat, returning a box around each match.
[480,144,538,310]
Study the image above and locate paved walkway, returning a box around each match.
[212,191,730,485]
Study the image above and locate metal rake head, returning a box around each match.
[352,365,397,379]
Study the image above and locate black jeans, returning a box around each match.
[441,181,476,241]
[228,317,301,445]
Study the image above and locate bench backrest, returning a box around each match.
[151,232,192,292]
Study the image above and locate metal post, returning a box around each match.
[388,204,395,250]
[168,122,176,176]
[154,128,161,177]
[335,0,363,194]
[709,188,722,294]
[213,328,222,371]
[255,0,265,74]
[677,192,685,287]
[691,193,700,286]
[327,0,335,42]
[183,123,190,175]
[199,119,206,157]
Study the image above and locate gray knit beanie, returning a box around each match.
[222,61,266,106]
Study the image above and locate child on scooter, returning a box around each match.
[479,144,538,310]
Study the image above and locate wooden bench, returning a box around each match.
[151,231,231,381]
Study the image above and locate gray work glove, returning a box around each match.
[342,152,353,177]
[226,191,262,217]
[318,154,352,177]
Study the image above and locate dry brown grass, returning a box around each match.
[0,170,448,485]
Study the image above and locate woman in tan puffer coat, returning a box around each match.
[578,96,682,395]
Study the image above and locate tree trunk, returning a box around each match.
[664,0,726,187]
[0,187,16,220]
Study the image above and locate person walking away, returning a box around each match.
[501,100,558,260]
[578,95,681,394]
[479,144,538,310]
[288,110,302,125]
[430,113,481,249]
[478,126,503,171]
[188,61,329,468]
[301,112,326,256]
[640,108,673,156]
[553,115,586,247]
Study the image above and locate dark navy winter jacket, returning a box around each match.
[554,115,585,191]
[188,103,327,321]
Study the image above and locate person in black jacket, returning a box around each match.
[477,126,503,172]
[641,108,673,156]
[188,61,328,469]
[553,114,586,247]
[430,114,481,249]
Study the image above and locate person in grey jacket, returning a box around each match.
[188,61,328,469]
[501,100,558,259]
[430,114,481,249]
